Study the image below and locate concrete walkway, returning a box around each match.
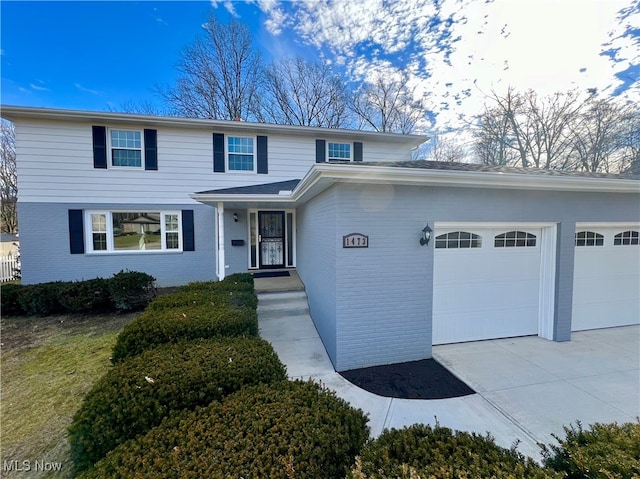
[257,289,640,461]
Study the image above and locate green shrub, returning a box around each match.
[18,281,68,316]
[82,380,369,479]
[349,424,560,479]
[1,282,24,316]
[107,270,156,311]
[541,420,640,478]
[69,337,286,473]
[111,302,258,362]
[147,288,257,313]
[59,278,112,314]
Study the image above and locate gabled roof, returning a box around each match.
[0,105,427,148]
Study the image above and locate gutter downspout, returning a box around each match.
[216,202,226,280]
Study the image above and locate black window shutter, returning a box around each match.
[92,126,107,169]
[257,135,268,174]
[213,133,225,172]
[144,129,158,170]
[354,141,363,162]
[68,209,85,254]
[315,139,326,163]
[182,210,195,251]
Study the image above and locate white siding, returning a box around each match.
[15,119,414,204]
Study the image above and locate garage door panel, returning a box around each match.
[433,225,542,345]
[572,226,640,332]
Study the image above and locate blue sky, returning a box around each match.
[2,0,639,131]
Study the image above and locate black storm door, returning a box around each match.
[258,211,285,269]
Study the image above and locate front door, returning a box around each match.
[258,211,285,269]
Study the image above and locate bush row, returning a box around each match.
[1,270,156,316]
[111,276,258,363]
[69,337,287,473]
[81,381,370,479]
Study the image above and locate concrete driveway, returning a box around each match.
[258,290,640,461]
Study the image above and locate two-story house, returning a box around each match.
[3,105,639,371]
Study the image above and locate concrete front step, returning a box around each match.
[257,290,309,317]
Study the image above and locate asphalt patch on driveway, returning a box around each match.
[340,359,476,399]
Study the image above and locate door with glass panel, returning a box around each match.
[258,212,285,268]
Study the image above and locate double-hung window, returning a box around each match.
[110,129,143,167]
[87,211,182,252]
[328,142,351,161]
[227,136,254,171]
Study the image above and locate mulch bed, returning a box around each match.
[340,359,475,399]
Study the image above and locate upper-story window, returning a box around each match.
[227,136,255,171]
[575,231,604,246]
[494,231,537,247]
[110,129,143,167]
[614,230,639,245]
[328,142,351,161]
[435,231,482,249]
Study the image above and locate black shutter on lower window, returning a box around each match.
[354,141,363,162]
[257,135,268,174]
[315,139,326,163]
[182,210,195,251]
[144,129,158,170]
[68,209,85,254]
[213,133,225,172]
[92,126,107,169]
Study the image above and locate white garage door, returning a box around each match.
[572,226,640,331]
[433,226,542,345]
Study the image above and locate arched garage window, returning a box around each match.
[614,230,639,245]
[575,231,604,246]
[435,231,482,249]
[494,231,536,247]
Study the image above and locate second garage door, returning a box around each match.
[433,225,543,345]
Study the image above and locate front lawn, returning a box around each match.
[0,312,136,478]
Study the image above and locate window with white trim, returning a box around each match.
[575,231,604,246]
[328,142,351,161]
[614,230,639,245]
[110,129,143,167]
[494,231,536,247]
[435,231,482,249]
[227,136,254,171]
[87,211,182,252]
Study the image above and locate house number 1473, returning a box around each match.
[343,233,369,248]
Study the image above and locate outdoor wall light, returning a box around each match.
[233,213,239,222]
[420,223,433,246]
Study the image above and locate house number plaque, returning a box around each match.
[343,233,369,248]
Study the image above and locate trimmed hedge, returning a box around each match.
[0,282,25,316]
[69,337,287,473]
[1,271,156,316]
[82,380,369,479]
[541,420,640,478]
[349,424,560,479]
[147,288,258,313]
[111,300,258,363]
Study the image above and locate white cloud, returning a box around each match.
[29,82,48,91]
[75,83,99,95]
[211,0,239,17]
[263,0,639,131]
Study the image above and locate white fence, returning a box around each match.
[0,255,20,282]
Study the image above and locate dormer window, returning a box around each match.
[328,142,351,161]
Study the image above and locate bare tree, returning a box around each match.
[429,132,469,162]
[618,106,640,175]
[160,16,263,120]
[0,120,18,233]
[260,57,351,128]
[350,72,426,134]
[474,88,584,169]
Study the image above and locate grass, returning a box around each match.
[1,312,137,478]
